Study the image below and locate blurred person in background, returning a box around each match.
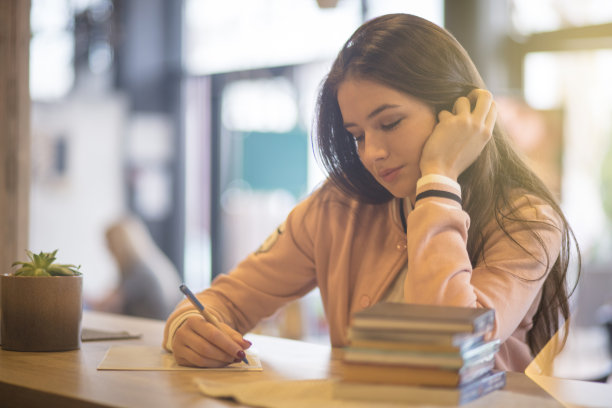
[91,216,182,319]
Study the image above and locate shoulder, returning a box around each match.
[469,190,567,284]
[481,190,565,264]
[288,180,390,234]
[294,180,361,218]
[502,191,563,231]
[310,180,357,205]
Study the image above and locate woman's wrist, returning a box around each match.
[414,174,462,207]
[415,189,462,206]
[419,162,459,181]
[165,310,202,351]
[417,174,461,192]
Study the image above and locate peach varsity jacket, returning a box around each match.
[163,181,562,372]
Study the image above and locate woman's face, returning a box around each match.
[337,77,437,200]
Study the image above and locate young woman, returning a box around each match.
[163,13,579,371]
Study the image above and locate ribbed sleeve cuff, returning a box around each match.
[164,310,202,351]
[415,174,462,207]
[417,174,461,192]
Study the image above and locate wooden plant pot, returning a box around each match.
[1,274,83,351]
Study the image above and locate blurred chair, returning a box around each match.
[99,216,183,319]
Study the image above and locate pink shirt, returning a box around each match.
[164,181,562,372]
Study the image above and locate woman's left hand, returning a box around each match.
[419,89,497,180]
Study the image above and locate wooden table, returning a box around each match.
[0,311,560,407]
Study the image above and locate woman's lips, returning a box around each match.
[379,166,403,183]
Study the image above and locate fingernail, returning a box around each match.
[244,339,252,346]
[237,350,246,360]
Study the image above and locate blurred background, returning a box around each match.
[11,0,612,381]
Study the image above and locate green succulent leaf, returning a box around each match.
[11,250,82,276]
[15,266,35,276]
[34,268,51,276]
[47,265,80,276]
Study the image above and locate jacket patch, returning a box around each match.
[255,221,286,254]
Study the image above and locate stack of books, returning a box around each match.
[333,302,506,405]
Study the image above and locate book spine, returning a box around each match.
[457,355,496,385]
[462,339,500,363]
[352,318,474,333]
[349,339,462,353]
[340,364,461,387]
[473,310,496,333]
[458,371,506,404]
[348,328,486,348]
[343,348,463,368]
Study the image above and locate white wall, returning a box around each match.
[29,86,129,300]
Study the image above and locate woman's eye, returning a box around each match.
[347,129,364,143]
[381,119,402,131]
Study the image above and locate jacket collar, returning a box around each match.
[390,198,412,233]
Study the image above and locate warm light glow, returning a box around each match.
[512,0,612,35]
[524,52,562,110]
[30,20,74,100]
[222,78,299,133]
[183,0,361,75]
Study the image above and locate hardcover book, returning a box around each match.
[347,330,486,353]
[333,370,506,405]
[343,339,500,369]
[339,353,496,387]
[351,302,495,334]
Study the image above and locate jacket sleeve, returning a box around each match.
[404,187,563,342]
[162,191,319,350]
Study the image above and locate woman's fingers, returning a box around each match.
[172,316,247,367]
[218,321,252,350]
[445,89,495,134]
[451,90,495,133]
[174,344,235,368]
[467,89,494,121]
[188,321,239,361]
[452,96,471,115]
[420,89,496,179]
[191,318,247,361]
[437,109,452,122]
[484,100,497,135]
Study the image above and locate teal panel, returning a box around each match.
[242,128,308,198]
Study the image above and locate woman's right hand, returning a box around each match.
[171,315,252,367]
[419,89,496,180]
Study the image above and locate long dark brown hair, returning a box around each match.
[314,13,580,357]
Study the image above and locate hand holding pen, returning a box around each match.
[173,284,252,367]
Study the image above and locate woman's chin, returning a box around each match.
[386,187,415,200]
[380,180,416,200]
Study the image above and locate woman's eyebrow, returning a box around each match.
[367,104,400,119]
[343,104,401,128]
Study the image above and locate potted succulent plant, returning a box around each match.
[1,250,83,351]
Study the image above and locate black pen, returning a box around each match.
[179,284,249,364]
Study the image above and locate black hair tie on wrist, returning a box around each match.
[415,189,462,205]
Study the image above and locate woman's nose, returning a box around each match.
[361,132,389,162]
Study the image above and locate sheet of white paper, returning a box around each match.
[194,378,562,408]
[97,345,262,371]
